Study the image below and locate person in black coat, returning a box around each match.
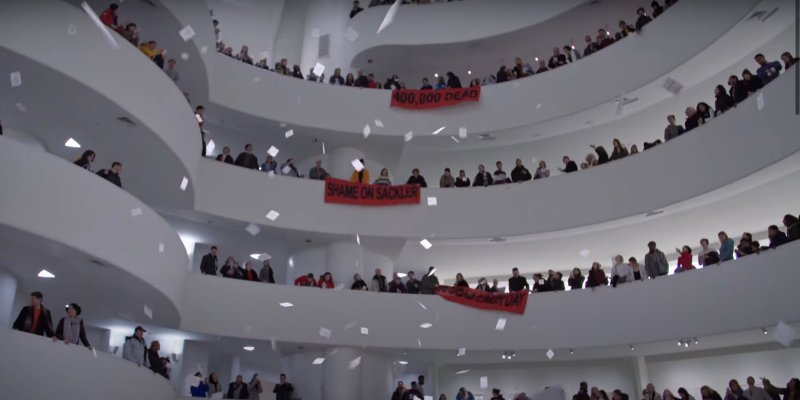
[568,269,585,290]
[221,147,235,164]
[473,164,494,187]
[259,260,275,283]
[406,169,428,187]
[635,8,652,31]
[559,156,578,173]
[354,69,369,87]
[684,107,700,132]
[728,75,749,104]
[227,375,249,399]
[274,374,294,400]
[742,69,763,95]
[510,159,532,183]
[496,66,509,83]
[12,291,55,337]
[446,72,462,88]
[651,1,664,18]
[96,162,122,188]
[714,85,736,115]
[548,47,567,69]
[200,247,218,275]
[768,225,790,248]
[54,303,92,349]
[591,145,610,165]
[148,340,168,378]
[234,144,259,170]
[508,268,529,292]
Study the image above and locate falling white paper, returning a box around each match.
[68,24,78,35]
[458,348,466,356]
[480,376,488,389]
[404,131,414,142]
[451,136,460,143]
[195,114,203,123]
[344,321,357,330]
[15,102,26,112]
[420,323,432,329]
[455,370,469,375]
[377,0,402,34]
[200,46,208,54]
[348,356,362,369]
[10,71,21,87]
[322,142,326,154]
[313,62,326,77]
[344,26,359,42]
[773,321,796,347]
[279,302,293,308]
[65,138,81,148]
[179,52,189,61]
[267,171,275,178]
[245,223,261,236]
[757,93,764,111]
[267,146,279,157]
[270,336,277,351]
[418,301,427,310]
[459,127,467,138]
[426,397,434,400]
[143,304,153,319]
[537,103,542,109]
[319,327,331,338]
[266,210,280,221]
[158,243,164,253]
[362,124,371,138]
[282,165,291,174]
[179,25,196,41]
[427,197,437,206]
[432,126,445,135]
[579,249,591,258]
[92,348,97,358]
[495,318,507,331]
[180,177,189,191]
[662,76,684,96]
[131,208,142,217]
[206,139,216,154]
[351,159,364,171]
[414,397,422,400]
[417,339,422,347]
[546,349,554,359]
[312,357,325,364]
[374,119,384,128]
[311,28,321,38]
[285,129,294,138]
[258,253,272,261]
[361,327,369,335]
[80,2,120,50]
[420,239,432,249]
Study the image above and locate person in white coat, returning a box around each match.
[610,255,635,286]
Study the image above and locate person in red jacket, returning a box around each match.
[99,4,125,33]
[294,273,316,287]
[317,272,335,289]
[674,246,695,273]
[242,262,259,282]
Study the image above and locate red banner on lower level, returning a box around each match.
[435,285,528,315]
[390,87,481,110]
[324,177,421,206]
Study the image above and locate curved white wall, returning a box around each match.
[0,328,174,400]
[0,0,200,198]
[0,137,188,327]
[195,76,798,239]
[180,241,800,350]
[209,0,757,135]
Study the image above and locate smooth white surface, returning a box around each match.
[195,75,799,239]
[209,0,757,135]
[0,328,174,400]
[0,269,18,329]
[180,242,800,350]
[0,136,187,325]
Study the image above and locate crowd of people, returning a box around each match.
[220,1,678,91]
[198,211,798,295]
[72,150,124,188]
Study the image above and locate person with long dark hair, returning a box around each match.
[610,139,628,161]
[349,159,370,183]
[714,84,736,115]
[497,66,509,83]
[207,373,223,397]
[374,168,391,185]
[318,272,335,289]
[701,386,723,400]
[454,273,469,287]
[568,268,585,289]
[784,214,800,241]
[742,69,764,95]
[590,144,610,164]
[782,52,799,69]
[586,263,608,288]
[74,150,96,172]
[446,72,462,88]
[345,73,355,86]
[726,379,746,400]
[54,303,92,350]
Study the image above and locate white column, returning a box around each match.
[327,242,364,286]
[632,356,650,396]
[427,363,438,400]
[323,347,362,400]
[0,269,18,328]
[286,350,325,400]
[231,356,241,383]
[361,353,395,400]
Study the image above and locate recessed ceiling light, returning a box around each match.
[312,358,325,364]
[468,70,472,74]
[535,57,539,61]
[420,323,432,329]
[37,270,55,278]
[396,273,407,278]
[250,254,260,259]
[398,361,408,365]
[455,370,469,374]
[434,73,439,77]
[243,346,255,351]
[64,138,81,148]
[279,302,293,308]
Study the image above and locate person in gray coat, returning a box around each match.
[259,260,275,283]
[644,242,668,279]
[248,374,263,399]
[420,266,440,294]
[122,326,150,368]
[664,115,684,141]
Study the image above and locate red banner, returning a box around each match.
[390,87,481,110]
[435,285,528,315]
[324,177,421,206]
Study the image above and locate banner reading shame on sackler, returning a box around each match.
[390,87,481,110]
[435,285,529,315]
[324,177,421,206]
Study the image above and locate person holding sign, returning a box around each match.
[349,159,370,183]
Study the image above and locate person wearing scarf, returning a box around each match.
[54,303,93,350]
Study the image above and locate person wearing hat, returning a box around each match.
[123,326,150,368]
[54,303,92,350]
[492,388,506,400]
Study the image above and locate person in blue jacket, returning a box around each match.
[190,372,209,397]
[754,53,782,86]
[457,387,475,400]
[717,231,735,263]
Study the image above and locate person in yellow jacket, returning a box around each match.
[349,158,370,183]
[139,41,165,68]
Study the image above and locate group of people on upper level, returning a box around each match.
[73,150,124,188]
[199,246,277,284]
